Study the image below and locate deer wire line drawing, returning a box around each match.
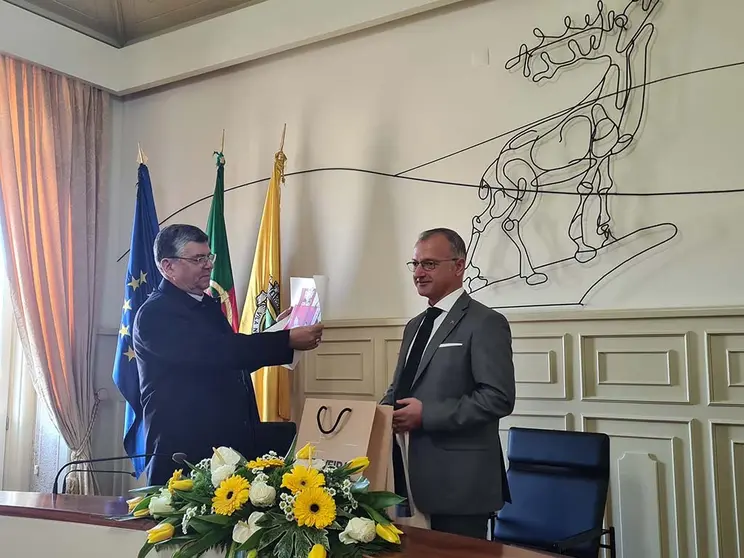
[460,0,671,307]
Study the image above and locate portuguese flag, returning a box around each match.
[206,150,239,331]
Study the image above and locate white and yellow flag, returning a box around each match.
[239,132,290,422]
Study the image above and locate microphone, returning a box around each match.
[52,452,188,496]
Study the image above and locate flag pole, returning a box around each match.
[279,124,286,151]
[221,129,226,153]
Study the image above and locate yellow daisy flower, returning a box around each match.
[213,475,251,516]
[281,465,325,494]
[293,487,336,529]
[247,456,285,469]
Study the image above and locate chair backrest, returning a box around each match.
[493,427,610,558]
[253,421,297,458]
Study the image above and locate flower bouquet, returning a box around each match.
[119,440,405,558]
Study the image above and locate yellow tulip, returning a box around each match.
[133,507,151,518]
[308,544,327,558]
[376,523,401,544]
[127,496,144,513]
[346,456,370,472]
[146,522,175,544]
[389,523,404,535]
[296,443,315,460]
[170,479,194,491]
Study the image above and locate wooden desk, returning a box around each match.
[0,491,559,558]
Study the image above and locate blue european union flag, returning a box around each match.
[112,163,162,477]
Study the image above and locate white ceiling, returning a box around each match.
[3,0,267,47]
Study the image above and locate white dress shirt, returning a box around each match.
[405,287,465,363]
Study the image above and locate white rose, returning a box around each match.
[339,517,376,544]
[148,488,174,516]
[211,464,236,488]
[232,511,264,544]
[249,481,276,507]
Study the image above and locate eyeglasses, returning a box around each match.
[406,258,459,272]
[168,253,216,266]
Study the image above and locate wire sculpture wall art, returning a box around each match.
[116,0,744,311]
[460,0,673,309]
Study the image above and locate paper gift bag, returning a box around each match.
[296,398,393,491]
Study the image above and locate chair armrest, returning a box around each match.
[553,527,607,551]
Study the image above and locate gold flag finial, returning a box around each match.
[279,123,286,152]
[137,143,148,165]
[221,129,225,153]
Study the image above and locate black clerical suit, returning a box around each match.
[132,279,294,485]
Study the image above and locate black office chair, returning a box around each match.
[253,421,297,458]
[492,427,616,558]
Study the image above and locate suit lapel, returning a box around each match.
[394,313,425,382]
[411,293,470,389]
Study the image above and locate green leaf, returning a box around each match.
[132,495,154,514]
[130,485,164,495]
[195,514,234,526]
[283,435,298,463]
[235,528,264,552]
[293,530,312,558]
[176,492,213,506]
[137,543,155,558]
[335,509,354,520]
[302,527,330,548]
[172,528,228,558]
[273,530,296,558]
[153,535,197,552]
[258,526,286,551]
[356,491,405,510]
[358,503,390,525]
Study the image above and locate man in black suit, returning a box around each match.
[133,224,322,485]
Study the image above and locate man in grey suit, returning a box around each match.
[381,227,515,539]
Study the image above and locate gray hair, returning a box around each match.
[417,228,467,259]
[154,224,209,271]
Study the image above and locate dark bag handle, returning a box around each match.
[316,405,352,435]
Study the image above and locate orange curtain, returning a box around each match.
[0,55,109,494]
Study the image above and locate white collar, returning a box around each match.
[188,292,204,302]
[429,287,465,313]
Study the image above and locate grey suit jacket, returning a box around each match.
[381,292,515,516]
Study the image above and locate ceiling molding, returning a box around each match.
[113,0,126,47]
[0,0,468,96]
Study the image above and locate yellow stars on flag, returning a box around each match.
[120,270,148,362]
[127,270,148,291]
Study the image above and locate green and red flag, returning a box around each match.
[206,149,239,331]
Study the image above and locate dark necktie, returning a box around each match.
[395,306,443,403]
